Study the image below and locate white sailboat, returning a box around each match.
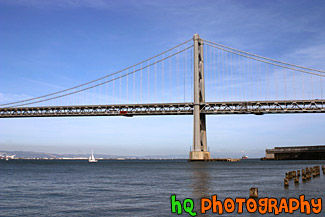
[88,150,98,163]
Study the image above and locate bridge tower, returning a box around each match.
[189,34,211,161]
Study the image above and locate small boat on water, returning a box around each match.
[88,150,98,163]
[242,155,248,159]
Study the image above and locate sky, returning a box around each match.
[0,0,325,158]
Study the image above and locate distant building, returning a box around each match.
[264,145,325,160]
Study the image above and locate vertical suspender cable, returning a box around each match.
[320,77,323,99]
[243,55,246,101]
[213,46,216,101]
[205,46,208,100]
[119,71,122,104]
[162,54,164,102]
[99,80,101,105]
[267,63,269,100]
[259,62,262,101]
[113,75,115,103]
[184,48,187,102]
[250,59,253,100]
[133,67,135,103]
[140,64,142,103]
[239,55,243,101]
[257,62,260,101]
[225,51,228,101]
[311,74,314,99]
[126,70,129,103]
[104,79,107,105]
[293,69,295,100]
[284,68,287,100]
[302,73,305,99]
[229,53,234,100]
[220,50,225,101]
[177,48,180,102]
[217,48,220,101]
[274,65,278,100]
[190,48,193,101]
[169,53,172,102]
[155,58,157,102]
[148,60,150,102]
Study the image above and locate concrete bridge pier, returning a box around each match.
[189,34,211,161]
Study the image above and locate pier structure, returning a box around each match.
[264,145,325,160]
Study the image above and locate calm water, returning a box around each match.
[0,159,324,216]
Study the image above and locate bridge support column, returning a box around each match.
[189,34,210,161]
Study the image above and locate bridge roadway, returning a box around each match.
[0,100,324,118]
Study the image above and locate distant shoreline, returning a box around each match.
[1,158,188,161]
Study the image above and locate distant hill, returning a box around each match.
[0,150,187,159]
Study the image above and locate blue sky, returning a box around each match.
[0,0,325,157]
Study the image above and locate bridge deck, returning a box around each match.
[0,100,324,118]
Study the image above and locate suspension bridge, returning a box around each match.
[1,34,324,160]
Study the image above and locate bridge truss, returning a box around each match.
[1,100,324,118]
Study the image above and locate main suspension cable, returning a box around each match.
[1,38,192,107]
[9,46,193,107]
[202,38,325,74]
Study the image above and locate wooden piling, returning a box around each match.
[302,173,306,182]
[249,188,258,198]
[284,178,289,187]
[317,166,320,176]
[294,176,299,184]
[313,167,317,177]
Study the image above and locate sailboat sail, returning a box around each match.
[88,150,98,163]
